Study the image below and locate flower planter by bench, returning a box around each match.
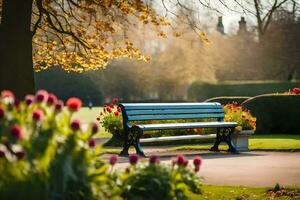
[231,130,254,151]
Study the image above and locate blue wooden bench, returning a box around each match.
[119,102,238,156]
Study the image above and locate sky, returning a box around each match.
[153,0,258,34]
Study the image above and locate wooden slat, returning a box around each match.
[128,113,224,121]
[120,103,221,110]
[140,134,216,143]
[126,108,224,116]
[135,121,237,131]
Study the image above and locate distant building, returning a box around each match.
[215,16,248,36]
[217,16,225,34]
[238,17,247,35]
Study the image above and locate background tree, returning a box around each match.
[0,0,169,98]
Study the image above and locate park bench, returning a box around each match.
[119,102,238,157]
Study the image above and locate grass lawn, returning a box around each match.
[73,106,102,124]
[99,134,300,154]
[170,134,300,152]
[73,106,111,138]
[189,185,300,200]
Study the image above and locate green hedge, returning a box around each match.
[205,96,250,105]
[242,94,300,134]
[188,81,300,101]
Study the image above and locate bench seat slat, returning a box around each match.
[128,113,224,121]
[126,109,224,115]
[140,134,216,143]
[134,121,237,131]
[121,103,221,110]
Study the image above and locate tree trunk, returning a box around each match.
[0,0,35,99]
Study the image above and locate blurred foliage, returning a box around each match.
[0,90,203,199]
[35,67,104,106]
[188,81,300,101]
[0,90,117,200]
[121,161,202,200]
[242,94,300,134]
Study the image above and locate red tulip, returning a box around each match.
[176,155,186,166]
[0,106,5,119]
[15,150,26,160]
[35,90,48,103]
[112,97,118,104]
[25,95,35,106]
[109,155,118,165]
[149,155,160,164]
[193,156,202,167]
[114,111,119,116]
[47,93,57,105]
[106,107,112,113]
[55,100,64,112]
[71,119,81,131]
[293,87,300,95]
[129,154,139,165]
[1,90,14,99]
[32,109,44,122]
[66,97,82,112]
[0,150,5,158]
[117,107,121,112]
[10,125,22,140]
[88,138,96,148]
[91,122,99,134]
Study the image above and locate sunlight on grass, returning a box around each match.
[195,185,300,200]
[74,106,111,138]
[198,185,267,200]
[250,135,300,150]
[73,106,102,124]
[170,134,300,151]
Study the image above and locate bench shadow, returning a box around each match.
[157,151,264,161]
[109,151,264,164]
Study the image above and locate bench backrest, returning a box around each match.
[119,103,224,127]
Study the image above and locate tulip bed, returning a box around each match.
[0,90,203,200]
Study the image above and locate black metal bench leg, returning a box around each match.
[210,128,221,151]
[119,131,131,156]
[226,128,238,154]
[133,129,146,157]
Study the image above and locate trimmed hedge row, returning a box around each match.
[205,96,250,105]
[242,94,300,134]
[188,81,300,101]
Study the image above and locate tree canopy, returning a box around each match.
[30,0,172,72]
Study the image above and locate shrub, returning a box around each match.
[242,93,300,134]
[35,67,104,106]
[188,81,300,101]
[223,103,256,132]
[0,90,114,199]
[120,155,202,200]
[205,96,250,105]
